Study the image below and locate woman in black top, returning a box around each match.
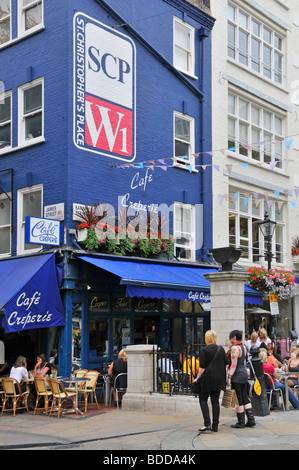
[194,330,229,433]
[108,349,127,406]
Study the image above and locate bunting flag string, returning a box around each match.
[217,188,298,210]
[112,133,299,169]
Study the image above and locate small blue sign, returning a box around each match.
[25,216,63,246]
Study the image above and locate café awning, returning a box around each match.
[77,254,263,304]
[0,252,65,333]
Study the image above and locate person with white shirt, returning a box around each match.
[10,356,28,392]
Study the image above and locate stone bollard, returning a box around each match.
[249,346,269,416]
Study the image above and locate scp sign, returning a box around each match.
[73,12,136,161]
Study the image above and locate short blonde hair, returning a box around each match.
[259,350,268,363]
[118,349,127,362]
[205,330,217,345]
[251,332,258,341]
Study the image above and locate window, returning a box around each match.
[0,194,11,256]
[0,91,11,149]
[174,17,195,76]
[229,189,285,264]
[228,92,285,168]
[174,111,195,169]
[0,0,10,44]
[228,3,284,84]
[18,79,43,145]
[174,202,195,261]
[18,0,43,35]
[17,185,42,254]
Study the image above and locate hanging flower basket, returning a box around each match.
[247,266,296,300]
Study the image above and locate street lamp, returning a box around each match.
[258,212,277,270]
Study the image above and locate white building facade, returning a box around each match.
[210,0,299,347]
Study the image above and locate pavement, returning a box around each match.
[0,401,299,451]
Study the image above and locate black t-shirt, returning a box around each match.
[199,344,229,393]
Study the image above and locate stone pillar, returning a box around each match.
[122,344,157,410]
[204,271,250,349]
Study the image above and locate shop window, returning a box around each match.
[89,294,109,312]
[89,318,108,358]
[17,184,42,255]
[0,91,11,149]
[113,318,130,354]
[72,303,82,363]
[0,194,11,256]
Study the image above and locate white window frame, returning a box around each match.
[17,184,43,255]
[228,188,285,265]
[0,0,11,45]
[18,78,44,146]
[228,91,285,169]
[173,111,195,170]
[0,89,12,152]
[227,2,284,85]
[0,192,11,257]
[18,0,43,37]
[173,16,195,77]
[174,202,196,262]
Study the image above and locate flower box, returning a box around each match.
[76,228,88,242]
[292,255,299,264]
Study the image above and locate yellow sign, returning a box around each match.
[162,382,170,393]
[269,293,278,302]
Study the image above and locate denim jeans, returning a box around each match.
[272,382,299,410]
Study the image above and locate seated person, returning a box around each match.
[280,348,299,388]
[260,350,299,410]
[33,353,51,378]
[9,356,28,393]
[266,345,282,368]
[108,349,127,406]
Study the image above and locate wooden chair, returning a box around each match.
[48,378,78,419]
[34,377,53,415]
[78,370,99,412]
[1,377,29,416]
[66,369,88,392]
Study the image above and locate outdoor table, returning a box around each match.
[62,376,90,416]
[277,371,299,411]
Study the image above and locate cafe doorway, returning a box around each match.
[134,316,159,345]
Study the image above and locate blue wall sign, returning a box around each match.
[25,216,63,246]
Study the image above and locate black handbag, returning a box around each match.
[191,346,221,396]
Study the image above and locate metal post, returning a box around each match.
[249,346,269,416]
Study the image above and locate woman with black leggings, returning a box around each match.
[227,330,255,428]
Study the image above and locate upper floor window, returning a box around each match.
[174,111,195,169]
[0,90,11,149]
[0,0,10,45]
[174,17,195,76]
[228,3,284,84]
[174,202,196,261]
[18,78,43,144]
[229,188,285,264]
[17,185,42,254]
[228,92,285,169]
[0,193,11,257]
[18,0,43,35]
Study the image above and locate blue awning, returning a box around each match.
[77,255,263,304]
[0,253,65,333]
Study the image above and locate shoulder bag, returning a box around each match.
[249,360,262,396]
[191,345,221,396]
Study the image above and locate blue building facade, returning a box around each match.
[0,0,215,374]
